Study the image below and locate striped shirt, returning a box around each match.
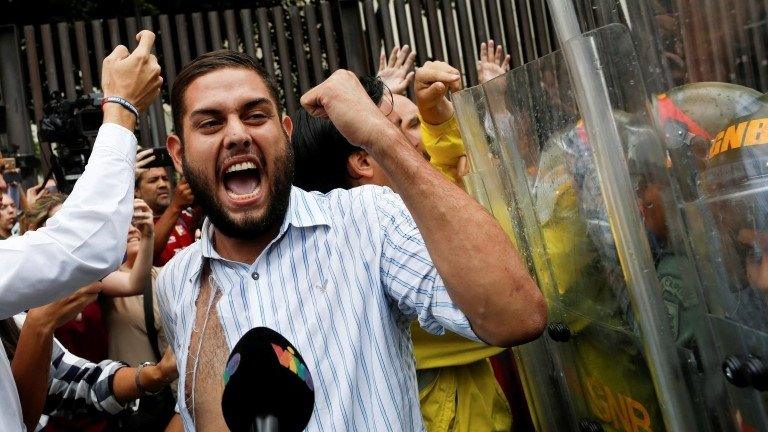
[157,185,482,431]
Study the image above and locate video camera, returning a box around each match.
[38,92,103,194]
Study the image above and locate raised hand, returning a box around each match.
[170,178,195,211]
[477,40,511,84]
[377,45,417,95]
[101,30,162,112]
[132,198,154,238]
[300,69,394,152]
[135,148,156,179]
[24,182,49,209]
[414,61,462,125]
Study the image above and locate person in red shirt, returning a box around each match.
[134,157,202,266]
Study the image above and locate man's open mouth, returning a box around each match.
[223,160,263,201]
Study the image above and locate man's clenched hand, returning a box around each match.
[300,69,395,153]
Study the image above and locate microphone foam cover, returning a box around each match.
[222,327,315,432]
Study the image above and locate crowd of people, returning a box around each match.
[0,28,547,432]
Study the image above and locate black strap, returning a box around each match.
[143,282,162,361]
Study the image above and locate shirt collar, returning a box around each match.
[200,186,330,261]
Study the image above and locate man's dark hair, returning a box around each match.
[291,75,385,193]
[171,50,282,135]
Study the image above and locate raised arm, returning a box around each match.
[100,199,155,297]
[12,286,100,431]
[300,70,546,346]
[0,31,162,318]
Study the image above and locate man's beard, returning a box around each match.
[182,137,294,240]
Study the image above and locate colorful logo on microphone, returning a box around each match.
[223,353,241,384]
[272,343,314,391]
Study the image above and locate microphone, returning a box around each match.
[221,327,315,432]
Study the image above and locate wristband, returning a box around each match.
[102,96,140,121]
[135,361,164,396]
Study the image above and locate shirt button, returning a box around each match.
[251,272,260,281]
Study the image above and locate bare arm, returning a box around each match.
[111,348,177,402]
[300,70,546,346]
[165,414,184,432]
[101,199,155,297]
[11,319,53,432]
[12,287,101,431]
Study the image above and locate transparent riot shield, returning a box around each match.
[455,22,719,431]
[545,1,768,430]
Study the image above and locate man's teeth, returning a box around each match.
[226,161,258,174]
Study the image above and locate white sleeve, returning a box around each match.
[0,123,136,319]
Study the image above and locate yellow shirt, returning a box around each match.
[416,116,511,431]
[422,115,466,183]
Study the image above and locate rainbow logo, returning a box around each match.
[271,343,314,391]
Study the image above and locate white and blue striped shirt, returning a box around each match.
[156,185,482,431]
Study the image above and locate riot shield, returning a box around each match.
[545,1,768,430]
[456,23,717,431]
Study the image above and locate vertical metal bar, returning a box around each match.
[289,5,311,94]
[690,1,714,80]
[516,0,537,62]
[334,0,370,74]
[159,15,177,87]
[440,0,461,67]
[454,0,478,85]
[394,0,411,47]
[531,0,552,56]
[304,4,325,82]
[0,26,34,157]
[90,20,106,81]
[224,9,239,51]
[470,1,488,45]
[379,0,396,54]
[257,7,277,76]
[363,0,382,67]
[408,0,429,62]
[500,0,523,68]
[320,1,340,71]
[486,0,503,44]
[424,0,443,60]
[719,0,740,82]
[40,24,59,92]
[702,0,728,82]
[23,26,44,123]
[175,14,192,66]
[107,18,121,48]
[747,0,768,91]
[208,11,223,50]
[142,15,167,148]
[125,17,138,50]
[74,21,93,93]
[56,23,76,99]
[272,6,297,116]
[674,0,700,82]
[240,9,256,58]
[731,0,756,88]
[191,12,206,56]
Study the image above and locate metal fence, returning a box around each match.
[0,0,561,170]
[1,0,766,176]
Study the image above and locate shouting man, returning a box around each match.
[157,50,545,431]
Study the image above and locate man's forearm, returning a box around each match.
[12,319,55,432]
[0,124,136,317]
[154,205,182,259]
[370,125,545,346]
